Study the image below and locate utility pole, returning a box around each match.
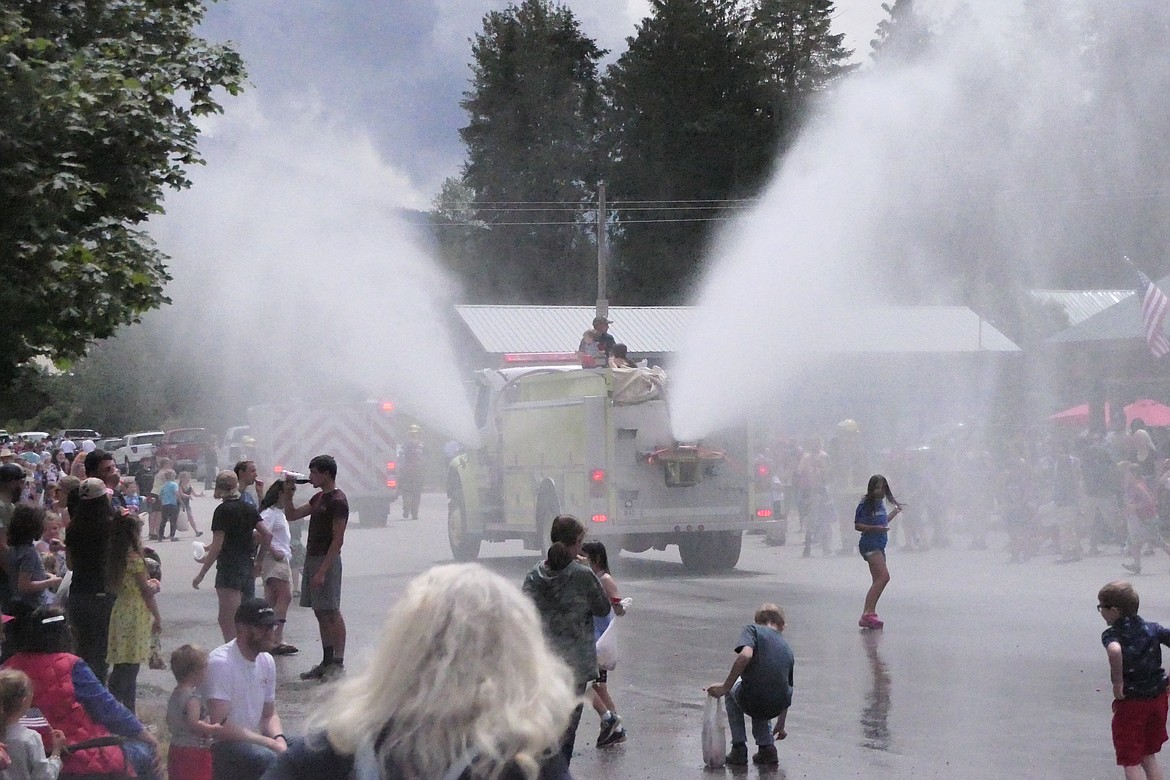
[596,182,608,319]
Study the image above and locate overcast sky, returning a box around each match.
[197,1,889,206]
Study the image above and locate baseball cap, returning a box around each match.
[0,464,24,483]
[79,477,108,501]
[235,598,277,627]
[592,316,613,326]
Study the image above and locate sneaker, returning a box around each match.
[752,745,779,765]
[299,663,328,681]
[270,644,299,656]
[597,714,624,747]
[597,727,626,747]
[859,613,884,629]
[322,660,345,682]
[726,743,748,766]
[1123,563,1142,575]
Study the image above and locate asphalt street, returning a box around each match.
[139,492,1145,779]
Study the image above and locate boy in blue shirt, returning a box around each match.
[707,604,794,766]
[1099,579,1170,779]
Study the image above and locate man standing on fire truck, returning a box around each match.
[282,454,348,681]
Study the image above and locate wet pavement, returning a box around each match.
[140,493,1142,778]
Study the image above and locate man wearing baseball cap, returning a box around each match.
[205,597,285,780]
[592,315,616,358]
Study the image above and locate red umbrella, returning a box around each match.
[1047,399,1170,428]
[1124,399,1170,428]
[1048,403,1100,427]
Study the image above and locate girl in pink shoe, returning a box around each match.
[855,475,904,629]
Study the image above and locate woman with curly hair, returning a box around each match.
[262,563,577,780]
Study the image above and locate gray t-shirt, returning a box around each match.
[6,543,51,608]
[166,685,207,748]
[3,722,61,780]
[736,624,794,719]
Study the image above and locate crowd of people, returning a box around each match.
[759,417,1170,571]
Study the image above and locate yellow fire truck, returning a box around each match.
[446,364,772,571]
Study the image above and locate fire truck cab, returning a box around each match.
[447,364,771,572]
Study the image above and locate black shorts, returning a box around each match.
[215,552,255,592]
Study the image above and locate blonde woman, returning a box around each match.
[262,563,577,780]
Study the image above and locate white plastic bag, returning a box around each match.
[701,695,727,768]
[596,619,618,671]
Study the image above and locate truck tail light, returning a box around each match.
[381,401,395,413]
[386,461,397,472]
[386,479,398,488]
[756,508,773,518]
[591,514,607,523]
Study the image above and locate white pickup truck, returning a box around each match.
[113,431,165,475]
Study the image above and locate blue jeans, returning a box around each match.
[211,740,278,780]
[725,681,775,747]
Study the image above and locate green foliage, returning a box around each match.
[455,0,604,303]
[602,0,773,302]
[748,0,857,143]
[870,0,934,64]
[0,1,244,385]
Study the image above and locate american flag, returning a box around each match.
[1132,261,1170,358]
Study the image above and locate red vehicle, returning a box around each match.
[154,428,210,478]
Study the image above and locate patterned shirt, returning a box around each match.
[1102,615,1170,699]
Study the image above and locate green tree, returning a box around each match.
[870,0,933,64]
[602,0,772,302]
[0,1,244,385]
[747,0,857,146]
[457,0,604,303]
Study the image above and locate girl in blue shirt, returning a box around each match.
[855,475,904,630]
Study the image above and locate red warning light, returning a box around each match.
[590,469,605,483]
[591,514,608,523]
[386,479,398,489]
[756,464,769,477]
[386,462,397,471]
[756,508,773,518]
[380,401,395,413]
[273,465,284,474]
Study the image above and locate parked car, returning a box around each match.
[56,428,101,441]
[14,432,49,444]
[155,428,209,478]
[113,431,165,475]
[0,431,9,445]
[94,437,123,453]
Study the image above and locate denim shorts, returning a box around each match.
[859,533,888,559]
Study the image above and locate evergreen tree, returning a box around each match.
[457,0,604,303]
[602,0,772,303]
[870,0,933,64]
[747,0,857,146]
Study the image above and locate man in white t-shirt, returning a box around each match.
[58,436,77,462]
[205,598,286,780]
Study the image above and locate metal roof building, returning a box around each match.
[1048,276,1170,345]
[453,304,1019,356]
[1029,290,1133,327]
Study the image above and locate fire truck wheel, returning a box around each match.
[678,530,743,573]
[448,482,481,562]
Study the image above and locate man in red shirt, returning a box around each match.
[281,454,348,681]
